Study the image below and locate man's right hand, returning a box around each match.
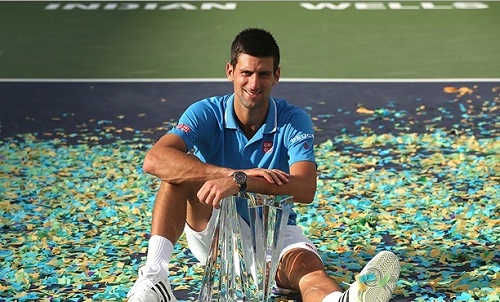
[243,168,290,186]
[196,176,241,209]
[196,168,290,208]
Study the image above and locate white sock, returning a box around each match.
[145,235,174,270]
[323,291,343,302]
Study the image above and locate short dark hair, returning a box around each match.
[230,28,280,72]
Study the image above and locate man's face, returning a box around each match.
[226,53,280,111]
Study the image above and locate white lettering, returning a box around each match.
[159,3,197,10]
[201,3,237,10]
[63,3,100,10]
[103,3,118,10]
[43,2,489,11]
[45,3,60,10]
[290,133,314,144]
[300,3,351,10]
[144,3,158,10]
[103,3,140,10]
[453,2,488,9]
[388,2,420,10]
[421,2,453,9]
[45,2,237,10]
[355,3,386,10]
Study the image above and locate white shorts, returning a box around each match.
[184,208,321,265]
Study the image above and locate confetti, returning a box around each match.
[444,86,474,97]
[356,107,375,115]
[0,85,498,301]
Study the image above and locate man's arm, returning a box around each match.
[144,134,315,206]
[142,133,234,183]
[245,161,317,204]
[199,161,317,206]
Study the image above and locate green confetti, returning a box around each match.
[1,85,498,301]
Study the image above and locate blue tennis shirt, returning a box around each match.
[168,94,316,225]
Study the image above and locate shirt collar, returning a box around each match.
[225,94,277,134]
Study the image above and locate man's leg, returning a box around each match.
[276,248,400,302]
[128,180,212,302]
[150,181,188,243]
[143,181,190,271]
[276,248,342,301]
[150,180,212,241]
[147,179,213,265]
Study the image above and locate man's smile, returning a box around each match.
[244,88,261,96]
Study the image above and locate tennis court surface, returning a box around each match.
[0,1,499,301]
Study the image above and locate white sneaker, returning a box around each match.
[127,264,178,302]
[342,251,400,302]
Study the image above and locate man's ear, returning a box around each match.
[226,63,234,81]
[272,67,281,86]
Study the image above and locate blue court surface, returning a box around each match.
[1,80,498,301]
[0,0,499,301]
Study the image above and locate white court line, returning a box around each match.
[0,78,499,83]
[9,0,500,2]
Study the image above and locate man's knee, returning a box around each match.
[281,248,324,270]
[277,248,325,289]
[155,180,201,201]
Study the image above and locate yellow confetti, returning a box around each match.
[356,106,375,115]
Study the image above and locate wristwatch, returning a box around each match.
[232,171,247,192]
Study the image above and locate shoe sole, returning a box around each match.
[128,280,178,302]
[357,251,400,302]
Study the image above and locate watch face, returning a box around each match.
[234,171,247,184]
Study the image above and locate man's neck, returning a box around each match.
[235,103,269,139]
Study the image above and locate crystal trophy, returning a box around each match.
[199,193,294,302]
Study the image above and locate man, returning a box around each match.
[127,28,400,302]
